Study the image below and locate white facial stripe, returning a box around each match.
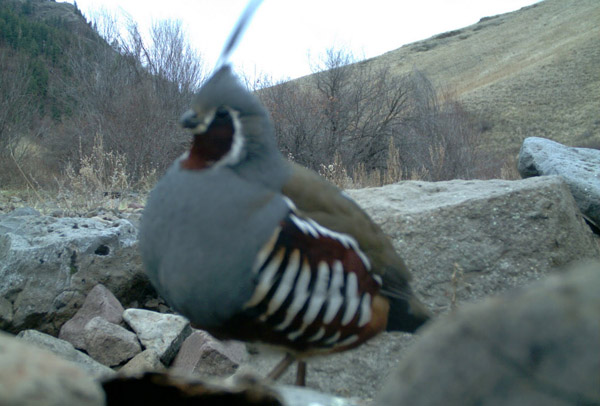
[244,248,285,308]
[357,293,372,328]
[264,249,301,317]
[341,272,360,326]
[275,258,311,331]
[302,261,330,325]
[323,260,344,324]
[213,107,245,168]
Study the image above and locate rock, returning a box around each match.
[6,206,41,217]
[123,308,192,365]
[0,297,13,330]
[59,284,125,349]
[0,213,154,335]
[119,349,165,376]
[16,329,115,380]
[84,316,141,366]
[346,176,600,314]
[518,137,600,226]
[377,262,600,406]
[172,330,247,378]
[0,331,104,406]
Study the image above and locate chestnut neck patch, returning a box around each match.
[181,112,235,170]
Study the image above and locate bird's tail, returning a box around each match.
[385,294,431,333]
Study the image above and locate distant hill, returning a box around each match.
[1,0,598,188]
[0,0,195,187]
[308,0,600,158]
[0,0,109,117]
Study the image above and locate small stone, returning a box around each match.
[123,308,191,365]
[84,316,141,367]
[59,284,125,350]
[119,349,165,376]
[172,330,247,378]
[7,206,40,216]
[0,297,13,328]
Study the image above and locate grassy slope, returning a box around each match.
[346,0,600,158]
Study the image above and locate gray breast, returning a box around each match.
[140,162,289,327]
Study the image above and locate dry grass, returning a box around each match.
[318,138,428,188]
[53,134,155,214]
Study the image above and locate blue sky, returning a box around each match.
[64,0,542,80]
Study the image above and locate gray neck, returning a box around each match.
[233,138,291,190]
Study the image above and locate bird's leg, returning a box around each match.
[267,353,295,381]
[295,360,306,386]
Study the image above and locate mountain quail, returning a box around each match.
[139,0,430,386]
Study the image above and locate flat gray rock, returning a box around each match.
[16,329,115,380]
[378,262,600,406]
[0,331,104,406]
[84,316,141,366]
[59,284,125,349]
[0,213,149,335]
[347,176,600,314]
[123,308,191,365]
[518,137,600,225]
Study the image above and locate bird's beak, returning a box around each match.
[180,110,201,130]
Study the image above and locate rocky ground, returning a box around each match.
[1,137,599,406]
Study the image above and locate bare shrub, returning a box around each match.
[56,134,155,212]
[0,48,36,187]
[318,151,352,189]
[260,48,484,185]
[46,12,207,185]
[396,69,483,181]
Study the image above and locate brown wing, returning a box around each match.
[280,161,414,298]
[203,210,389,356]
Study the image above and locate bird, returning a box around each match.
[139,0,430,386]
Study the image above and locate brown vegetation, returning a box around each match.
[2,0,596,201]
[258,48,487,187]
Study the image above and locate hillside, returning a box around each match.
[1,0,598,190]
[362,0,600,157]
[0,0,199,188]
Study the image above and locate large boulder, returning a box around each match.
[0,211,153,335]
[518,137,600,226]
[0,331,105,406]
[346,176,600,314]
[16,329,115,380]
[377,262,600,406]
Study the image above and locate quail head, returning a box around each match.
[140,1,430,386]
